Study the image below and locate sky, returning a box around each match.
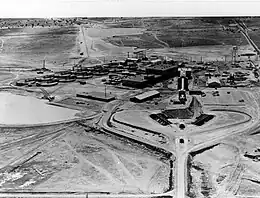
[0,0,260,18]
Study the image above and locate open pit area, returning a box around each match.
[2,17,260,198]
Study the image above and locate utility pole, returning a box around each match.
[224,55,228,62]
[232,46,238,64]
[104,85,107,98]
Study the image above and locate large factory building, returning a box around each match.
[146,64,178,77]
[122,63,179,88]
[122,74,162,88]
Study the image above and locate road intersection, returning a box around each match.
[98,88,260,198]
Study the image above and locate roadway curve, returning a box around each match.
[0,93,257,198]
[188,108,253,136]
[152,32,169,48]
[98,97,259,198]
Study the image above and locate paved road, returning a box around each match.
[175,137,188,198]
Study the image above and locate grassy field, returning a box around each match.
[102,17,260,48]
[104,33,165,49]
[157,30,244,47]
[1,17,259,69]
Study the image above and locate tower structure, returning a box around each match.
[232,46,238,64]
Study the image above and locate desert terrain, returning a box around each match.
[0,17,260,198]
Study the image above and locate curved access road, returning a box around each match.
[98,94,259,198]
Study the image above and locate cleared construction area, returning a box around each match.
[2,17,260,198]
[0,123,172,194]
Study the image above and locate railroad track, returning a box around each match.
[0,127,69,172]
[0,124,75,153]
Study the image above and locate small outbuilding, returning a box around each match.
[76,91,116,102]
[130,90,160,103]
[207,77,221,88]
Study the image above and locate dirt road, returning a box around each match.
[79,25,89,58]
[99,89,260,198]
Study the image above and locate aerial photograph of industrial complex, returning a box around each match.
[1,16,260,198]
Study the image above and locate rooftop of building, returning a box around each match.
[78,91,115,99]
[178,67,192,71]
[123,74,161,83]
[123,75,148,82]
[147,63,178,71]
[134,90,160,101]
[207,77,221,84]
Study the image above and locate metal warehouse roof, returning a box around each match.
[134,90,160,101]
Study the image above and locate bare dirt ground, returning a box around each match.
[0,27,79,70]
[101,18,260,63]
[2,17,260,197]
[189,143,240,198]
[0,18,258,70]
[200,88,253,106]
[81,25,142,63]
[0,123,172,194]
[113,110,177,135]
[228,133,260,196]
[188,128,260,198]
